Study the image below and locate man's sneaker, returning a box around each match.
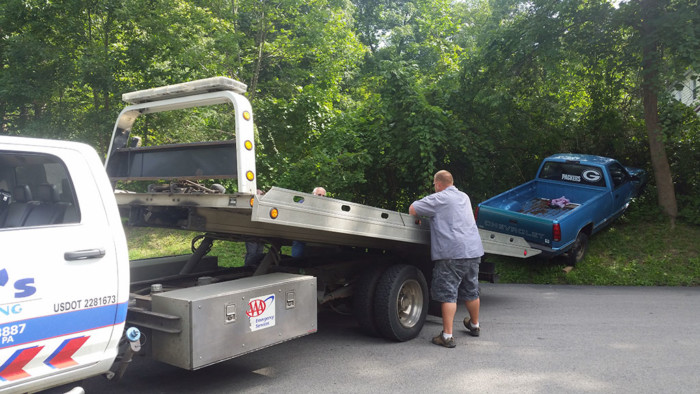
[432,332,456,348]
[464,318,480,337]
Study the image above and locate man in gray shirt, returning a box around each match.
[409,170,484,348]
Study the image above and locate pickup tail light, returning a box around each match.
[474,207,479,221]
[553,223,561,242]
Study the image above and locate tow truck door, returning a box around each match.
[0,141,126,391]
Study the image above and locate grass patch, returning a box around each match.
[491,216,700,286]
[125,227,248,267]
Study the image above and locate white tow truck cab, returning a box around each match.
[1,77,539,393]
[0,138,129,393]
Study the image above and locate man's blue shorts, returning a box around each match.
[430,257,481,303]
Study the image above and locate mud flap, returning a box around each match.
[478,260,498,283]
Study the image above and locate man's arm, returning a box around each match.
[409,203,417,216]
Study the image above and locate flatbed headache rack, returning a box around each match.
[105,77,540,258]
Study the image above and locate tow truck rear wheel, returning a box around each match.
[566,231,589,266]
[373,264,428,342]
[353,264,387,337]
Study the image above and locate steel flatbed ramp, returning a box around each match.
[116,187,430,251]
[251,187,430,248]
[116,187,539,257]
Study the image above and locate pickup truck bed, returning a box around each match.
[477,153,647,265]
[519,198,579,219]
[485,180,599,220]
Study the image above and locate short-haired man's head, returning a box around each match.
[313,187,327,196]
[434,170,454,189]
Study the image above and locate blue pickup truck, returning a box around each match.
[476,154,647,265]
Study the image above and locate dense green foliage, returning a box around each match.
[2,0,699,223]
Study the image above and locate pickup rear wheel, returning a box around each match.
[373,264,428,342]
[566,231,589,266]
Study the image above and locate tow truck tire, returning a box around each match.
[373,264,428,342]
[566,231,589,266]
[353,264,387,336]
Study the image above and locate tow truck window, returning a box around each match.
[0,151,80,227]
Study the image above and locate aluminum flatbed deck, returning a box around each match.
[116,187,539,257]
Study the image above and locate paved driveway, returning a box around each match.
[44,284,700,393]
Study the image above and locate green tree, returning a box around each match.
[220,0,365,194]
[342,0,465,208]
[0,0,82,137]
[2,0,698,224]
[1,0,232,152]
[618,0,700,226]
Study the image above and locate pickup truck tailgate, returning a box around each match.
[477,205,555,248]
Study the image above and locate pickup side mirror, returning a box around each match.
[629,173,649,196]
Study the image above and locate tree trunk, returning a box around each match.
[641,0,677,227]
[642,85,677,226]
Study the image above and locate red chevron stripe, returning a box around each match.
[44,336,89,369]
[0,346,43,382]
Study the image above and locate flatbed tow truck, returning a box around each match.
[108,76,539,341]
[0,77,539,393]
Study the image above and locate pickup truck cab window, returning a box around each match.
[538,161,607,188]
[0,151,80,228]
[607,162,630,189]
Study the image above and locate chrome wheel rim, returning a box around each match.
[396,279,423,328]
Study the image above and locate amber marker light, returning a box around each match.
[243,111,251,121]
[246,171,254,181]
[244,140,253,150]
[269,208,279,219]
[250,196,255,207]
